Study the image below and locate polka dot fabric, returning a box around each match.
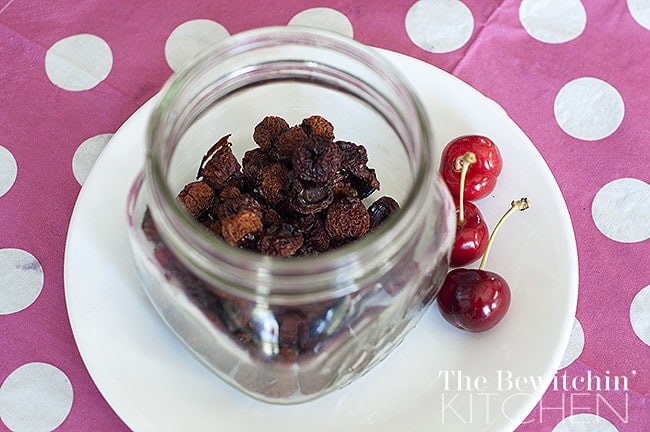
[0,1,647,431]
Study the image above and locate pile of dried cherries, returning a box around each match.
[165,115,399,256]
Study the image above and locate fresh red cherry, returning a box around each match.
[438,268,510,332]
[451,198,488,267]
[438,198,529,332]
[440,135,503,201]
[448,151,488,267]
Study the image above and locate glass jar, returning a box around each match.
[126,27,454,404]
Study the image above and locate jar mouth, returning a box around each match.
[146,27,449,298]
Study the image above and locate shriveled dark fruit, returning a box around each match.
[269,194,296,219]
[215,194,263,221]
[253,116,290,150]
[219,185,241,201]
[331,170,358,200]
[261,206,282,227]
[350,167,380,198]
[336,140,368,167]
[221,172,247,193]
[199,136,241,190]
[242,148,272,185]
[292,139,342,183]
[300,115,335,143]
[367,196,400,230]
[294,215,330,255]
[336,141,380,197]
[196,134,230,178]
[325,197,370,242]
[257,163,290,206]
[221,209,264,246]
[177,180,214,217]
[258,223,304,257]
[288,174,333,215]
[271,126,311,162]
[239,230,262,251]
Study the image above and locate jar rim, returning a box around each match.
[146,26,447,298]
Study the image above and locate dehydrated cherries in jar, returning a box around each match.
[159,115,400,258]
[140,116,404,377]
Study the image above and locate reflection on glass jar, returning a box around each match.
[126,27,454,404]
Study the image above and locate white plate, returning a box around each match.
[64,49,578,432]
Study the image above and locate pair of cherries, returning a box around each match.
[440,135,502,267]
[437,135,529,332]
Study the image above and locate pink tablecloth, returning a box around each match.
[1,1,648,431]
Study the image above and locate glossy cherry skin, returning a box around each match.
[451,198,489,267]
[437,268,511,332]
[440,135,503,201]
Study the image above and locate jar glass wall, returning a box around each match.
[127,27,454,404]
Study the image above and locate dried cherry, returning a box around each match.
[368,196,400,230]
[271,126,311,162]
[288,174,334,215]
[253,116,289,150]
[325,197,370,242]
[300,115,335,143]
[198,135,241,190]
[177,180,214,217]
[258,223,304,257]
[221,209,264,246]
[292,139,342,183]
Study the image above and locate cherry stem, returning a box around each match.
[455,152,477,225]
[479,197,530,270]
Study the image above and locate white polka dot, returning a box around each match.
[45,34,113,91]
[519,0,586,43]
[288,7,354,38]
[0,146,17,197]
[552,413,618,432]
[0,363,73,432]
[559,318,584,369]
[592,178,650,243]
[72,133,113,185]
[165,19,230,73]
[628,0,650,29]
[630,285,650,345]
[405,0,474,53]
[554,77,625,141]
[0,248,44,315]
